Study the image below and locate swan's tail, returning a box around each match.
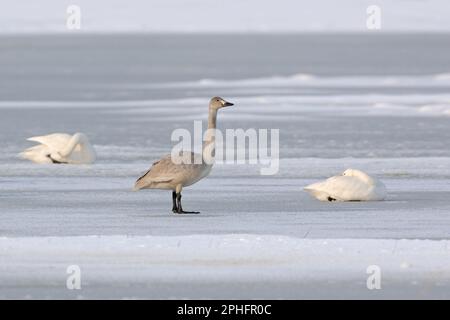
[133,169,151,191]
[18,151,28,160]
[303,183,333,202]
[303,182,320,192]
[19,145,53,164]
[133,177,148,191]
[133,181,150,191]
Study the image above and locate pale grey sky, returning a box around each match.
[1,0,449,33]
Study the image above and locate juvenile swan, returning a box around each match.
[20,133,96,164]
[304,169,387,202]
[134,97,234,214]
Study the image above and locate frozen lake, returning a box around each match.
[0,34,449,299]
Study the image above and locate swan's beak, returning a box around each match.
[224,101,234,107]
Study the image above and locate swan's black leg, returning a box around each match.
[172,191,178,213]
[176,192,199,214]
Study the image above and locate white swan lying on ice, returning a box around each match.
[304,169,387,202]
[20,133,96,164]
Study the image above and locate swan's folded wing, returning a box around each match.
[27,133,72,150]
[305,176,369,201]
[331,177,372,200]
[133,155,175,190]
[304,176,343,193]
[133,152,203,191]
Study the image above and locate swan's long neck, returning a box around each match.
[202,107,218,164]
[59,133,88,157]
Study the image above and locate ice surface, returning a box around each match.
[0,34,449,298]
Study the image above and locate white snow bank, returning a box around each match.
[0,235,449,298]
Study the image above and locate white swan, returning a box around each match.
[304,169,387,202]
[20,132,96,164]
[134,97,233,214]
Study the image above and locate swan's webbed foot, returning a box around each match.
[327,196,336,202]
[175,203,200,214]
[177,210,200,214]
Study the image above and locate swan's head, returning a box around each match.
[342,168,370,178]
[342,168,375,184]
[342,169,360,177]
[209,97,234,110]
